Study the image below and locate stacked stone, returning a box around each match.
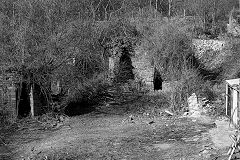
[0,73,18,123]
[132,54,154,91]
[192,39,226,58]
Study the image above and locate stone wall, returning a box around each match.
[132,39,227,89]
[108,39,227,91]
[107,48,155,90]
[192,38,228,70]
[192,39,226,58]
[0,73,18,122]
[132,51,154,88]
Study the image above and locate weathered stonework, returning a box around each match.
[108,39,228,91]
[192,39,229,70]
[132,51,154,88]
[108,47,154,91]
[0,73,18,122]
[192,39,226,58]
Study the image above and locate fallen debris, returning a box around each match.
[188,93,201,117]
[148,121,155,125]
[227,130,240,160]
[164,110,174,116]
[183,112,189,116]
[129,115,135,123]
[121,114,136,124]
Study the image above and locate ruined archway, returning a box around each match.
[114,47,135,83]
[153,67,163,90]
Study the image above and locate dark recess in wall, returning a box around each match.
[17,82,30,118]
[114,47,135,83]
[17,82,48,118]
[153,67,163,90]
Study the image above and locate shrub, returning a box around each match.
[0,0,109,118]
[147,19,217,112]
[151,20,196,81]
[63,73,110,116]
[220,40,240,80]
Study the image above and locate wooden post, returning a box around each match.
[226,82,229,116]
[238,89,240,126]
[226,79,240,127]
[232,86,238,126]
[232,86,236,121]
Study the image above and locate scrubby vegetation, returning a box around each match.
[0,0,239,126]
[2,1,240,160]
[0,0,110,122]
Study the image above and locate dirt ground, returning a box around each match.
[0,93,234,160]
[0,113,232,160]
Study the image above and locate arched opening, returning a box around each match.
[114,47,134,83]
[153,67,163,90]
[17,82,30,118]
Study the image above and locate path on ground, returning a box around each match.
[1,109,231,160]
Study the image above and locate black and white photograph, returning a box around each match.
[0,0,240,159]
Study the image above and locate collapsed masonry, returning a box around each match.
[108,38,228,92]
[0,72,48,122]
[108,45,162,92]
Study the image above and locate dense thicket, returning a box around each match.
[0,0,238,119]
[0,0,109,116]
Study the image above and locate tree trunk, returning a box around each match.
[212,0,216,26]
[30,85,34,117]
[155,0,158,18]
[168,0,171,17]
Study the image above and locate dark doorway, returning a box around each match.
[33,83,48,116]
[153,67,163,90]
[114,47,134,83]
[17,82,31,118]
[64,102,95,116]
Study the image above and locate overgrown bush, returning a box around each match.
[63,73,111,116]
[169,69,216,112]
[220,40,240,80]
[145,19,216,112]
[0,0,110,118]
